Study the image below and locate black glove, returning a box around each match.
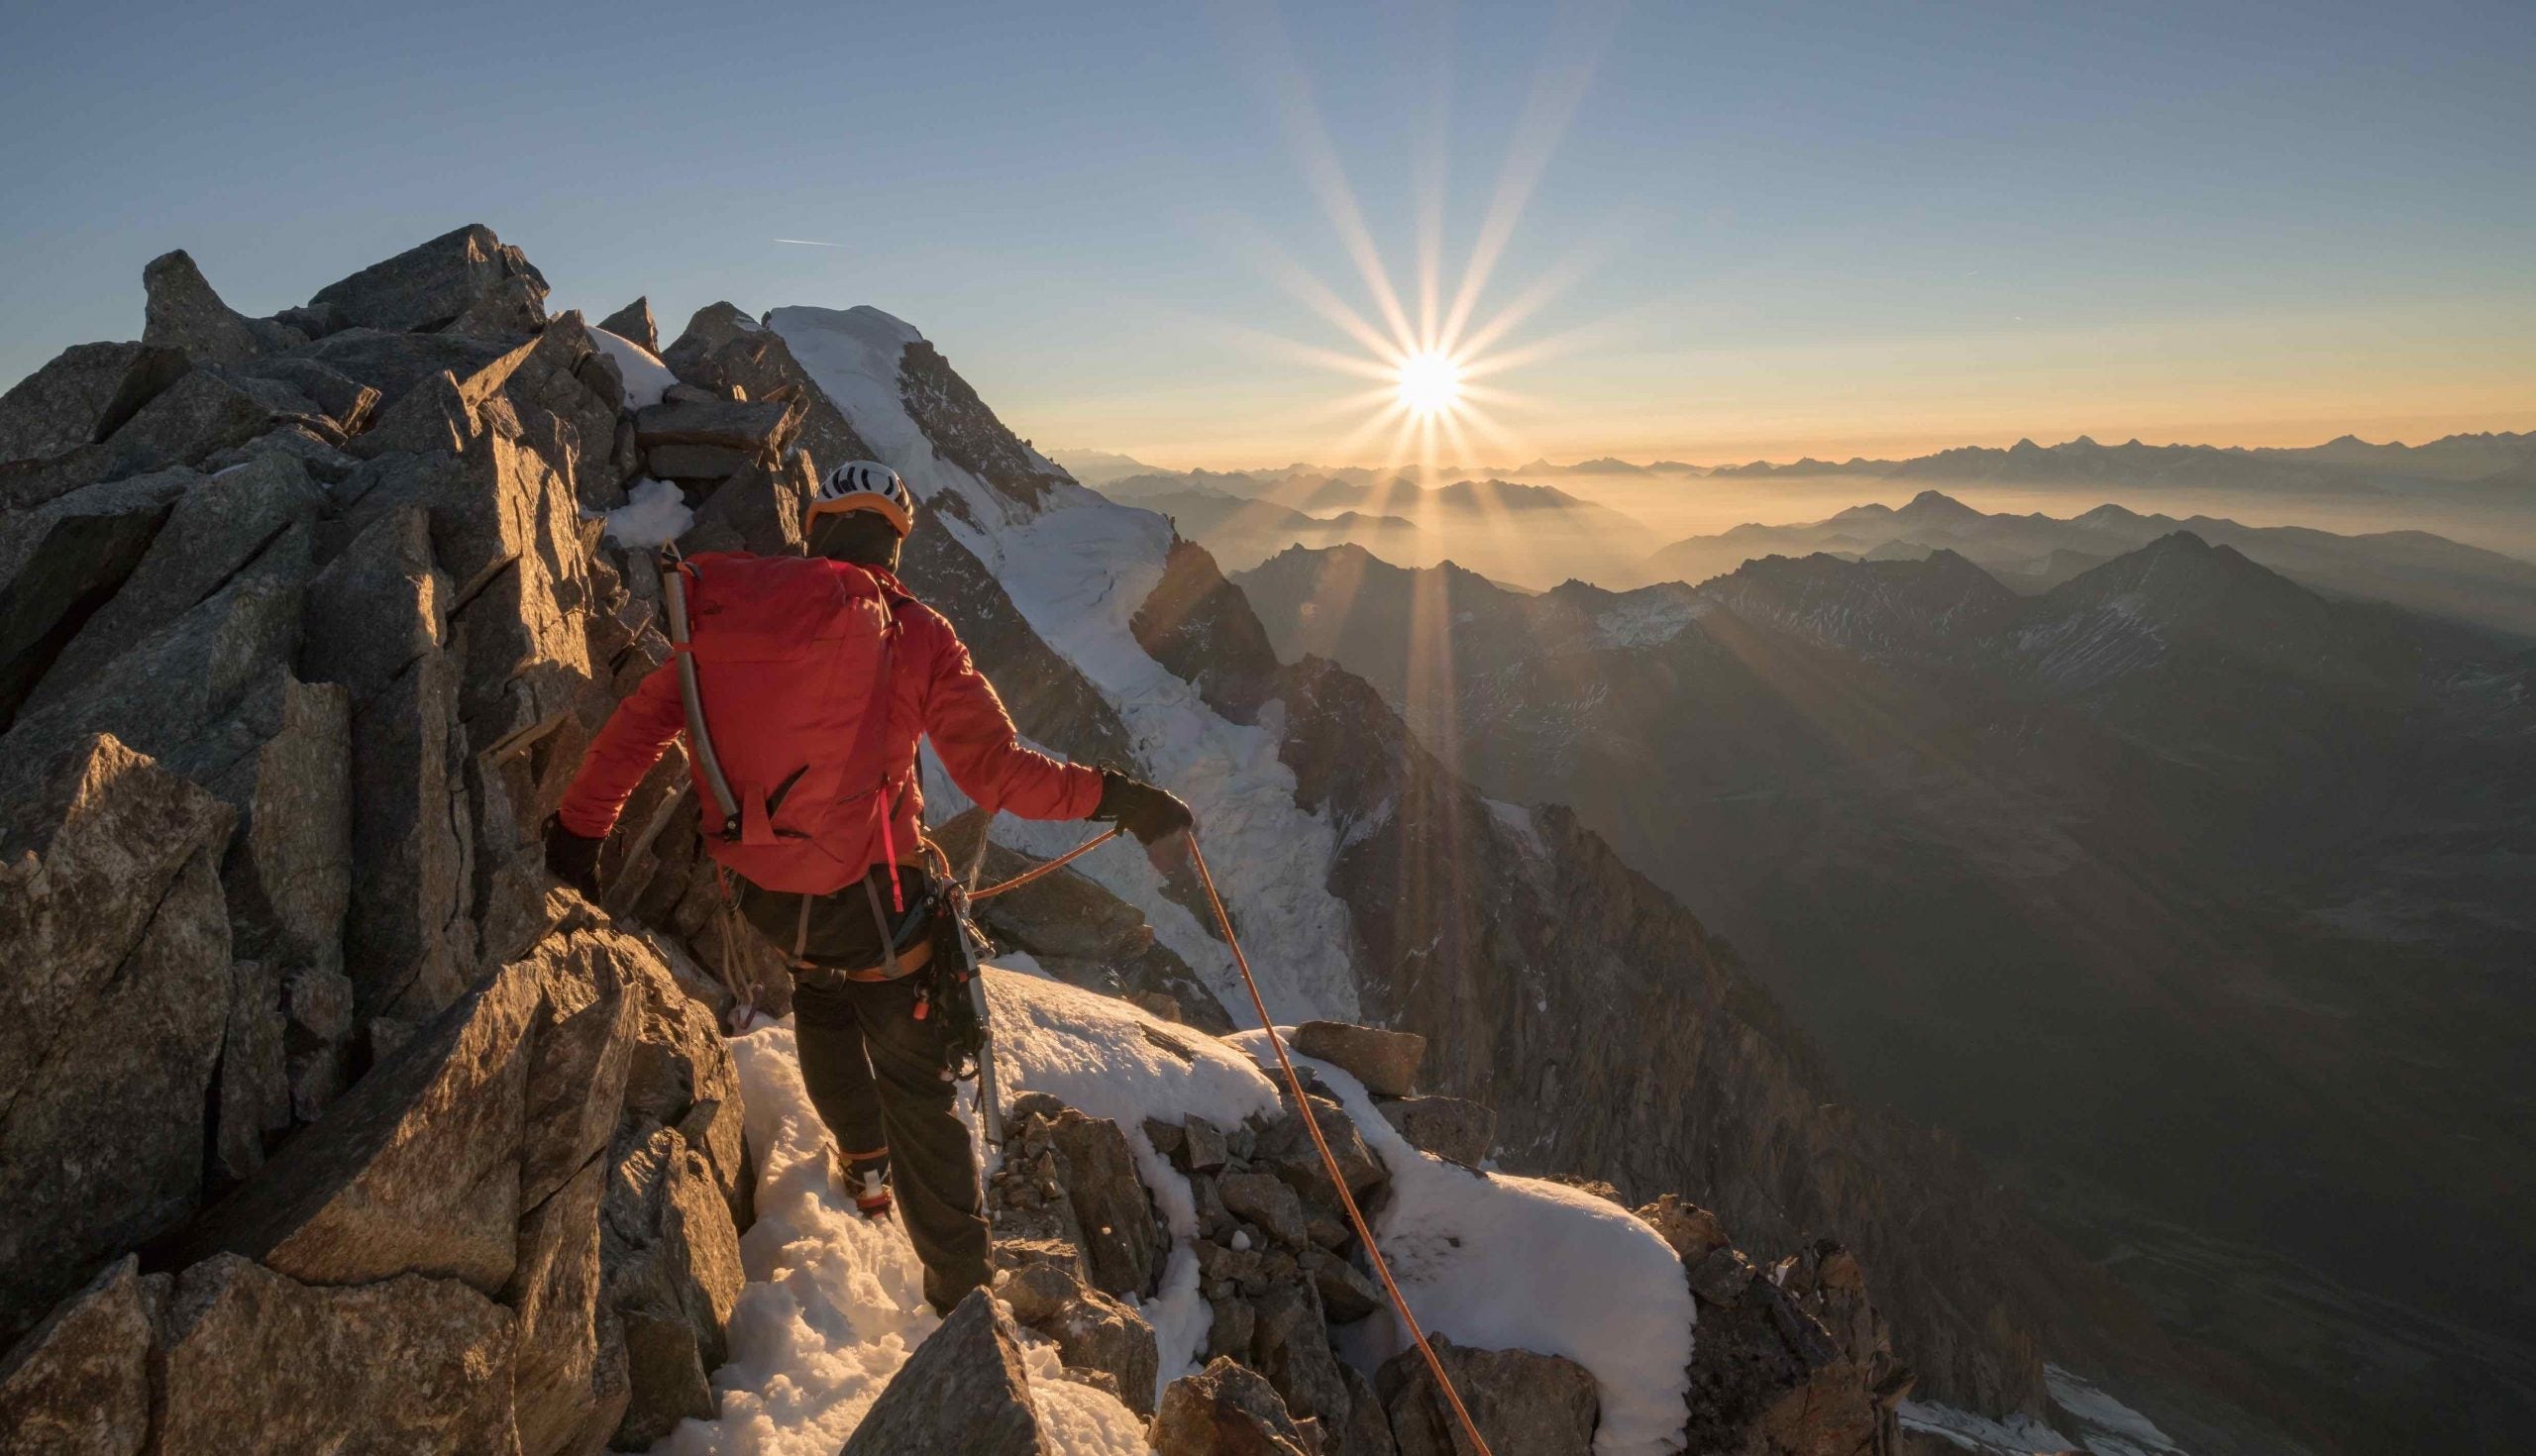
[1093,771,1195,847]
[543,813,604,899]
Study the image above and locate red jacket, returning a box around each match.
[557,563,1103,885]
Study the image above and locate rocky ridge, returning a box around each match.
[4,224,2130,1454]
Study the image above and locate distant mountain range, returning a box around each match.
[1097,467,1650,579]
[1631,488,2536,639]
[1232,533,2536,1455]
[1057,428,2534,493]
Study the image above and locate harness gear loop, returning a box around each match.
[1185,833,1496,1456]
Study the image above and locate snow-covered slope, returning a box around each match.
[661,968,1696,1455]
[770,304,1359,1022]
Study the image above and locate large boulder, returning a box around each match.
[0,737,233,1342]
[840,1289,1056,1456]
[25,454,325,712]
[505,1154,621,1456]
[0,1257,162,1456]
[142,251,300,367]
[304,223,548,337]
[1294,1021,1426,1096]
[0,531,310,819]
[1150,1357,1316,1456]
[171,954,543,1294]
[599,1124,742,1449]
[0,342,189,464]
[1378,1337,1600,1456]
[0,467,192,722]
[1375,1096,1494,1169]
[239,357,381,435]
[677,449,814,557]
[1682,1240,1896,1456]
[1250,1278,1352,1430]
[287,327,510,407]
[152,1254,516,1455]
[596,297,658,353]
[1007,1094,1167,1300]
[998,1260,1161,1417]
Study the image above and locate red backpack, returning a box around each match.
[673,552,906,894]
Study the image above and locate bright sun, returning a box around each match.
[1395,351,1464,417]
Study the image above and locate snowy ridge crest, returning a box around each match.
[769,304,1361,1021]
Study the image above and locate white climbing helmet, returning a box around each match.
[806,460,914,537]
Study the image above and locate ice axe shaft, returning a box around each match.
[948,887,1004,1151]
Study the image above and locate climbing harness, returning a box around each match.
[1185,832,1498,1456]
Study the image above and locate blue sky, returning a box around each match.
[3,0,2529,466]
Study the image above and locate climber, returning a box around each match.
[542,460,1193,1314]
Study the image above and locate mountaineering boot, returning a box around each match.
[836,1146,894,1219]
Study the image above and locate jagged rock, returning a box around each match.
[1339,1364,1399,1456]
[28,454,324,711]
[998,1261,1162,1417]
[305,223,548,337]
[0,737,232,1342]
[173,953,542,1293]
[597,297,658,353]
[1303,1247,1383,1322]
[343,634,471,1020]
[0,533,309,824]
[1025,1101,1167,1299]
[842,1289,1055,1456]
[153,1253,515,1454]
[212,959,291,1183]
[1375,1096,1492,1168]
[1293,1021,1426,1096]
[506,1153,620,1456]
[1146,1117,1188,1161]
[1637,1195,1734,1267]
[302,501,445,700]
[0,467,192,721]
[199,422,361,483]
[1205,1296,1255,1363]
[1256,1090,1387,1220]
[1219,1172,1310,1250]
[1151,1356,1316,1456]
[241,357,381,433]
[1183,1115,1233,1171]
[659,302,766,383]
[97,366,289,477]
[287,327,510,407]
[518,926,646,1207]
[643,441,750,479]
[1379,1337,1599,1456]
[1689,1246,1761,1306]
[207,675,352,972]
[1683,1254,1888,1456]
[0,1256,161,1456]
[0,342,189,464]
[678,450,813,557]
[633,395,801,460]
[600,1124,742,1448]
[142,251,299,366]
[1252,1278,1352,1429]
[282,961,355,1121]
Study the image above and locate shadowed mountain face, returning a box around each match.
[1634,489,2536,639]
[1236,536,2536,1454]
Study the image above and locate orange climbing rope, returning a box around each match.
[1186,833,1496,1456]
[967,824,1125,901]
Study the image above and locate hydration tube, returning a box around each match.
[660,551,741,832]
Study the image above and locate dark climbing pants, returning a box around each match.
[791,970,992,1313]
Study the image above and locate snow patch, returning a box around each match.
[592,326,679,410]
[771,303,1361,1021]
[602,477,695,549]
[656,972,1219,1453]
[1226,1030,1695,1456]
